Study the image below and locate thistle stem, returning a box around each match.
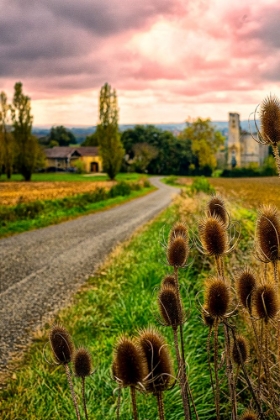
[272,144,280,177]
[64,364,81,420]
[81,377,88,420]
[130,386,138,420]
[156,392,165,420]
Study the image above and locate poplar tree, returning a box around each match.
[96,83,124,180]
[0,91,15,178]
[10,82,42,181]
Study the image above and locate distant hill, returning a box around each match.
[32,120,257,144]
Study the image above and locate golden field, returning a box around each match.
[0,181,115,206]
[177,176,280,209]
[209,177,280,208]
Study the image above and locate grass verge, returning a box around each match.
[0,172,142,183]
[0,185,155,239]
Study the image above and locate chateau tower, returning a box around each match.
[227,112,241,167]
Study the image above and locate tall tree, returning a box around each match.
[0,91,15,178]
[10,82,42,181]
[178,118,225,174]
[96,83,124,180]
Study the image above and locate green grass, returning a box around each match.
[0,172,142,183]
[0,186,154,239]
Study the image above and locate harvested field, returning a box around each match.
[0,181,115,206]
[209,177,280,208]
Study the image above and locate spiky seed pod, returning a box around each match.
[167,236,188,267]
[207,195,227,225]
[232,335,248,366]
[73,348,92,378]
[240,410,257,420]
[253,284,278,322]
[49,325,74,364]
[204,277,230,318]
[161,275,176,288]
[202,306,215,327]
[138,328,173,394]
[199,216,228,256]
[256,205,280,262]
[260,94,280,145]
[158,285,183,328]
[169,223,188,243]
[114,337,146,387]
[236,268,257,313]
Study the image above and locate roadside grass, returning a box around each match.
[0,185,154,239]
[0,191,258,419]
[0,172,141,183]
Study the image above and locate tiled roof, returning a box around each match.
[44,146,99,158]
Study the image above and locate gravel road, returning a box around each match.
[0,178,178,373]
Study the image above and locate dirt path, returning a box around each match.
[0,178,178,374]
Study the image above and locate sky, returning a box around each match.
[1,0,280,127]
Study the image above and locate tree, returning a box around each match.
[130,142,158,173]
[10,82,43,181]
[82,130,99,147]
[96,83,124,180]
[0,91,15,178]
[48,126,76,147]
[178,118,225,174]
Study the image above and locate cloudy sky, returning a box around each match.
[1,0,280,126]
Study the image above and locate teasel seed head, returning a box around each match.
[204,277,230,318]
[73,347,92,378]
[236,268,257,313]
[232,335,249,366]
[138,328,173,393]
[260,94,280,145]
[240,410,257,420]
[161,275,176,288]
[169,222,188,243]
[202,306,215,328]
[207,195,227,225]
[199,216,228,256]
[49,325,74,364]
[114,336,146,387]
[256,205,280,262]
[158,285,183,328]
[253,284,278,322]
[167,236,188,267]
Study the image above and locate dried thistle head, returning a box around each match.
[232,335,249,366]
[240,410,257,420]
[207,195,227,225]
[253,284,278,322]
[158,285,183,328]
[167,236,188,267]
[138,328,173,393]
[169,222,188,243]
[204,277,230,318]
[114,336,146,387]
[236,268,257,313]
[161,275,176,288]
[49,325,74,364]
[199,216,228,257]
[256,205,280,262]
[260,94,280,145]
[73,347,92,378]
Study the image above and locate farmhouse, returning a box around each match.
[44,146,103,173]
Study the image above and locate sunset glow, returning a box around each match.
[1,0,280,126]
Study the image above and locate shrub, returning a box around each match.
[190,176,215,194]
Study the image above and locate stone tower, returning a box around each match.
[227,113,241,167]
